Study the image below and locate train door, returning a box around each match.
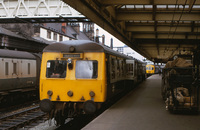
[109,55,117,83]
[21,59,37,88]
[126,60,137,83]
[134,60,138,82]
[12,59,20,89]
[137,62,141,82]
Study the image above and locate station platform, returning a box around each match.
[83,74,200,130]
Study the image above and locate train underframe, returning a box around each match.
[40,79,136,126]
[0,88,38,108]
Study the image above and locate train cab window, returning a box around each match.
[5,62,9,75]
[46,60,67,78]
[148,66,152,70]
[75,60,98,79]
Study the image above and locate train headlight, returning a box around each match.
[67,58,72,64]
[89,91,95,97]
[68,58,73,70]
[69,46,75,52]
[67,90,73,97]
[47,90,53,96]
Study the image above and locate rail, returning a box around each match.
[0,105,47,130]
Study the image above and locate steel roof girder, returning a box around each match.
[0,0,84,18]
[101,0,200,5]
[117,13,200,21]
[132,33,200,39]
[126,26,195,32]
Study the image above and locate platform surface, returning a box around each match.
[83,74,200,130]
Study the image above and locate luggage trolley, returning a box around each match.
[163,67,199,113]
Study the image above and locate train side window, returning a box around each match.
[126,63,133,76]
[117,60,120,77]
[75,60,98,79]
[5,62,9,75]
[121,60,124,76]
[111,58,115,79]
[13,63,17,75]
[46,60,67,78]
[28,63,30,74]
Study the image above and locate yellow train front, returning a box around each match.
[146,64,155,76]
[39,40,142,125]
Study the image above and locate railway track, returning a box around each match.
[0,105,47,130]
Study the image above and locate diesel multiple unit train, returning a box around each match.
[146,64,163,76]
[39,40,146,125]
[0,49,41,108]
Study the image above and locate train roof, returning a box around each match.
[0,49,36,59]
[43,40,133,59]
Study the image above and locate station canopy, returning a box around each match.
[64,0,200,63]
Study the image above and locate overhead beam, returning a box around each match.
[117,13,200,21]
[132,32,200,39]
[134,38,200,44]
[126,22,199,27]
[189,0,196,12]
[101,0,200,5]
[126,26,198,32]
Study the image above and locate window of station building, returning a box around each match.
[46,60,67,78]
[53,32,57,41]
[75,60,98,79]
[47,30,51,39]
[3,36,8,45]
[117,47,123,53]
[5,62,9,75]
[28,63,30,74]
[59,35,63,41]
